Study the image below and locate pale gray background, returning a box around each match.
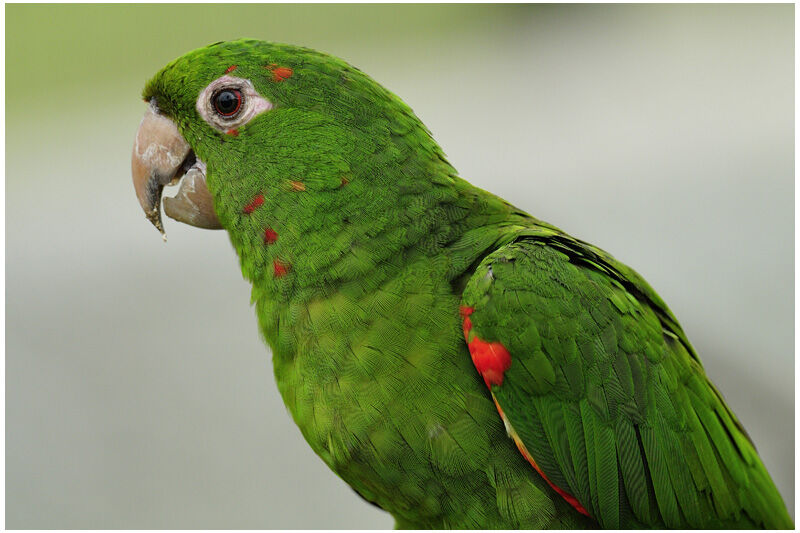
[6,4,793,528]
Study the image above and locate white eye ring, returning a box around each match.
[196,75,273,133]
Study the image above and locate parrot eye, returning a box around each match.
[213,89,243,117]
[196,75,273,134]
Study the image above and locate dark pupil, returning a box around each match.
[215,90,239,115]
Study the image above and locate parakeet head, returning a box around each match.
[132,39,450,239]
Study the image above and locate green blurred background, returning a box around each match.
[6,3,793,528]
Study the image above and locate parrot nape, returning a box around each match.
[131,40,792,529]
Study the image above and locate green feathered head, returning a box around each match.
[132,39,448,237]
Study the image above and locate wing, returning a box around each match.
[460,232,792,529]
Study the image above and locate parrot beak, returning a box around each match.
[132,100,222,238]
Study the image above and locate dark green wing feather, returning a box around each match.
[461,230,792,529]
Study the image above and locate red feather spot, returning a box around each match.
[263,228,278,244]
[225,64,237,74]
[468,336,512,387]
[271,66,293,82]
[340,176,349,187]
[243,194,264,214]
[273,259,289,278]
[226,128,239,137]
[461,306,511,387]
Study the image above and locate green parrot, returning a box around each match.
[131,40,792,529]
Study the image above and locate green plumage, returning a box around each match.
[462,236,791,528]
[141,40,792,528]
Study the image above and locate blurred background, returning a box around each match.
[6,4,793,528]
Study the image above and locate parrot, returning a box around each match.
[131,39,792,529]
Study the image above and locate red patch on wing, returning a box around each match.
[273,259,289,278]
[225,64,237,74]
[469,336,512,387]
[243,194,264,214]
[460,307,511,387]
[226,128,239,137]
[263,228,278,244]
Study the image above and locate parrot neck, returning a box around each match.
[227,178,520,301]
[214,159,531,358]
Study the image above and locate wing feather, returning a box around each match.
[640,421,681,527]
[461,234,792,528]
[614,418,656,524]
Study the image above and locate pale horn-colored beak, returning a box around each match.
[132,100,222,238]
